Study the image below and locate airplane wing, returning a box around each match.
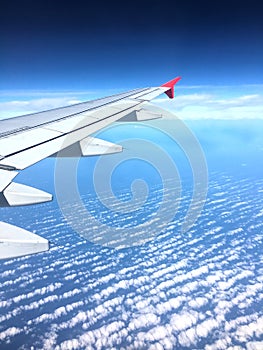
[0,76,181,259]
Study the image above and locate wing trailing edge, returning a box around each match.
[0,221,49,259]
[0,76,181,259]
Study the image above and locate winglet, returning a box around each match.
[161,76,181,99]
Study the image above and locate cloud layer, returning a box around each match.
[0,170,263,349]
[154,88,263,120]
[1,85,263,120]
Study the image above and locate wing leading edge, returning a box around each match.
[0,76,181,259]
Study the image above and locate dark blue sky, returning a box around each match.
[1,0,263,90]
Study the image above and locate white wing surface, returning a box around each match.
[0,77,181,259]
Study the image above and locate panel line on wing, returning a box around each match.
[0,101,143,160]
[0,88,150,138]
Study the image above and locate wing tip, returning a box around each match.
[161,76,182,99]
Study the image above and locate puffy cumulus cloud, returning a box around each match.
[128,313,160,331]
[170,310,199,332]
[26,299,85,329]
[24,294,59,311]
[11,282,63,304]
[214,299,233,316]
[195,318,220,338]
[155,296,185,316]
[178,327,198,348]
[0,327,22,341]
[0,300,11,308]
[32,307,67,325]
[42,330,58,350]
[225,314,259,333]
[169,265,209,287]
[204,335,232,350]
[234,316,263,343]
[56,320,127,350]
[0,268,16,279]
[181,281,199,294]
[246,341,263,350]
[55,338,81,350]
[188,297,208,309]
[131,325,177,350]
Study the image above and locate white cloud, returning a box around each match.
[0,87,124,120]
[0,97,82,120]
[128,313,160,331]
[155,296,185,316]
[195,318,220,338]
[1,85,263,121]
[153,90,263,120]
[170,310,199,332]
[0,326,22,340]
[178,327,198,347]
[246,341,263,350]
[1,172,263,349]
[234,316,263,343]
[188,297,208,309]
[205,336,232,350]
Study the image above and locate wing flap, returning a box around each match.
[3,182,52,206]
[0,76,182,259]
[0,100,142,170]
[80,137,123,156]
[0,77,182,172]
[54,137,122,157]
[119,108,163,122]
[0,221,49,259]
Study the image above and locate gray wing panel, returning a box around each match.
[0,99,143,169]
[0,88,148,137]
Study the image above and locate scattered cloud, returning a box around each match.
[0,162,263,349]
[154,92,263,119]
[1,85,262,120]
[0,97,83,120]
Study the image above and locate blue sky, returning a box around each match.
[0,0,263,122]
[1,0,263,91]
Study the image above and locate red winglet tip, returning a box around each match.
[161,76,181,99]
